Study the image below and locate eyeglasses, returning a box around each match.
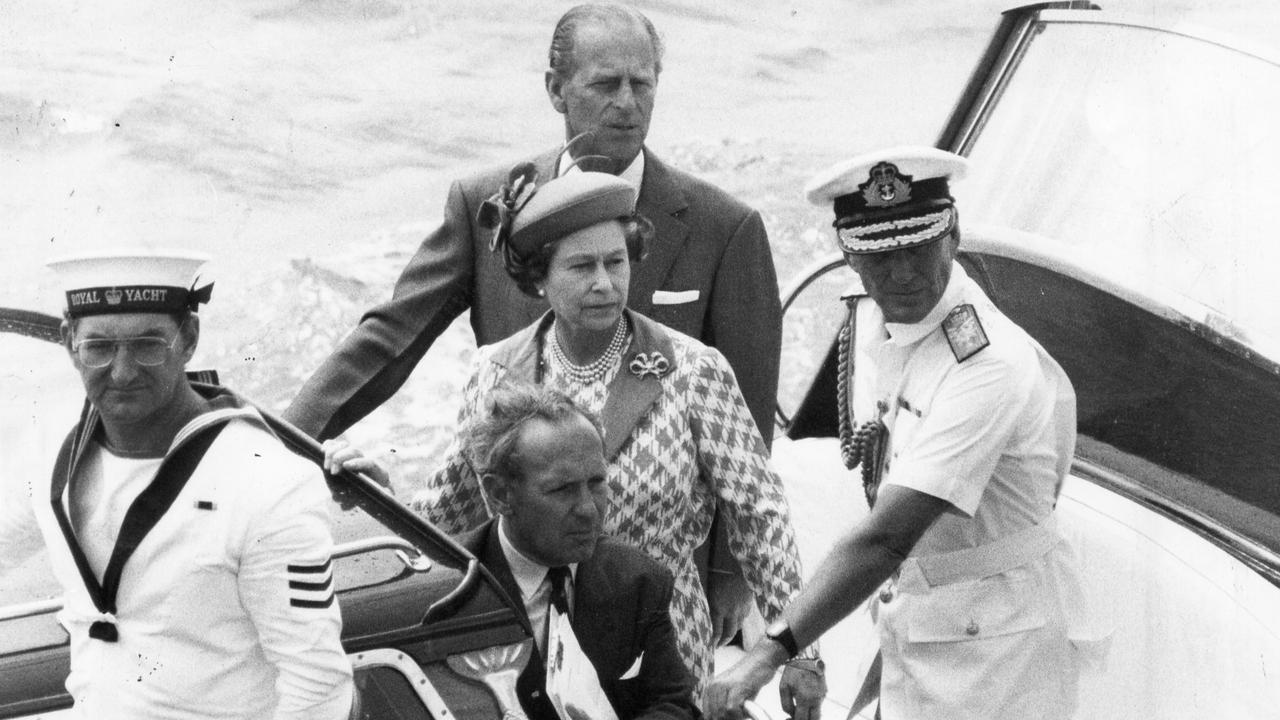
[71,334,181,368]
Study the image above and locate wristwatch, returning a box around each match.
[764,619,799,659]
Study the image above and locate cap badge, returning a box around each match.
[860,162,913,208]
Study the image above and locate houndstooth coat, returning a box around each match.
[411,310,804,695]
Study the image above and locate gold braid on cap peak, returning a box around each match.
[837,206,957,254]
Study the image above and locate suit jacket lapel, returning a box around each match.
[466,521,564,720]
[632,150,690,314]
[467,521,532,630]
[569,550,617,671]
[601,311,676,461]
[488,313,551,385]
[489,310,673,462]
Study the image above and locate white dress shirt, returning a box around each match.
[556,148,645,189]
[497,517,577,653]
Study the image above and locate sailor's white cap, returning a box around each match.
[46,249,212,318]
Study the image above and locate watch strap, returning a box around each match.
[766,622,800,659]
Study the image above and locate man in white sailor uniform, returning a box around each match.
[707,147,1104,720]
[0,250,354,719]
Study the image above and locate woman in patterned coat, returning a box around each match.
[410,165,823,709]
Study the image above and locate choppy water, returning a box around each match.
[0,0,1011,465]
[7,0,1268,298]
[2,0,1274,526]
[3,0,1274,493]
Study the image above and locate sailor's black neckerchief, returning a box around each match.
[48,385,260,642]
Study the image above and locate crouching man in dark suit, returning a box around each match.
[458,382,700,720]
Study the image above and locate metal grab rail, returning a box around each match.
[1072,455,1280,588]
[0,536,433,623]
[334,535,432,573]
[0,598,63,623]
[422,558,481,626]
[775,254,848,430]
[0,308,62,343]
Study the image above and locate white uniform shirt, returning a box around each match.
[1,399,354,720]
[68,448,160,580]
[851,263,1097,720]
[852,264,1076,551]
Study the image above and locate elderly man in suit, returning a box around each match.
[456,382,699,720]
[285,1,776,643]
[284,2,779,448]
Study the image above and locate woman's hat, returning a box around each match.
[479,164,638,260]
[510,171,637,257]
[804,146,969,255]
[47,249,213,318]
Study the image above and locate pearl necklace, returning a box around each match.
[549,318,628,385]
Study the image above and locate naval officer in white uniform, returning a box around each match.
[0,250,354,720]
[707,147,1104,720]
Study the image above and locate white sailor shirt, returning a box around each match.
[0,394,353,720]
[849,263,1102,720]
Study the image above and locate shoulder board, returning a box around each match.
[942,303,990,363]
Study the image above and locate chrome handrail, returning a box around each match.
[0,597,63,623]
[1072,457,1280,587]
[775,254,849,429]
[0,536,432,623]
[352,647,457,720]
[334,535,432,573]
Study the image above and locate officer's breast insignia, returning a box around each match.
[942,304,989,362]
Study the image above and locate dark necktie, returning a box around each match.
[547,565,572,618]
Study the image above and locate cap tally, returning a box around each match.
[804,146,969,254]
[47,249,213,318]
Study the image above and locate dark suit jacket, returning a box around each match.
[284,148,781,445]
[459,520,700,720]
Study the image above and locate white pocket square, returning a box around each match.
[619,653,644,680]
[651,289,699,305]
